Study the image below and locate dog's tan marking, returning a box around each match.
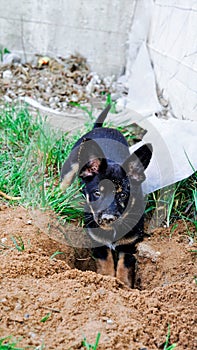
[87,202,96,219]
[116,186,122,193]
[120,210,129,221]
[60,163,79,191]
[116,253,132,287]
[115,234,140,247]
[99,223,114,231]
[96,250,115,277]
[79,158,101,177]
[88,229,115,246]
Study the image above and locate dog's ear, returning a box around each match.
[60,138,107,190]
[78,138,107,179]
[123,143,152,183]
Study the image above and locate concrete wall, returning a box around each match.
[0,0,135,76]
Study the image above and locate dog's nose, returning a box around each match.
[98,213,116,225]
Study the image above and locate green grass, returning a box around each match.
[0,47,10,62]
[0,335,23,350]
[40,313,51,323]
[163,325,177,350]
[0,103,85,222]
[0,236,27,253]
[146,172,197,231]
[0,102,196,232]
[0,335,44,349]
[10,236,25,252]
[82,332,101,350]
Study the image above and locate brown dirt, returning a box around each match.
[0,203,196,350]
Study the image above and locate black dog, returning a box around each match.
[60,105,152,287]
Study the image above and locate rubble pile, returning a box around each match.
[0,54,120,110]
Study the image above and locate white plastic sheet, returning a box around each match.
[114,111,197,194]
[127,43,161,116]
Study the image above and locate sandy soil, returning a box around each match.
[0,203,196,349]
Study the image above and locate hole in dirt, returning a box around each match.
[31,208,197,291]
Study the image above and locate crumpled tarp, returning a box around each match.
[110,110,197,195]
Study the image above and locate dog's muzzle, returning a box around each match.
[97,212,119,228]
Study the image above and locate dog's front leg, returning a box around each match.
[93,246,115,277]
[116,252,136,288]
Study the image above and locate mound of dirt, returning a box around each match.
[0,204,196,349]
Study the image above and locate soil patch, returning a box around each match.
[0,204,196,349]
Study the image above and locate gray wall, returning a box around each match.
[0,0,135,76]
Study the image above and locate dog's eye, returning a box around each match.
[93,190,101,198]
[120,192,128,199]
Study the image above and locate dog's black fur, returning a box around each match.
[60,105,152,287]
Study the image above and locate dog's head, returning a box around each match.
[61,138,152,231]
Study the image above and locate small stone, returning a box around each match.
[188,237,194,246]
[62,102,68,109]
[98,288,106,295]
[4,95,12,103]
[46,86,51,94]
[49,97,54,104]
[0,298,7,303]
[17,80,23,87]
[54,96,60,103]
[27,220,32,225]
[106,319,113,324]
[137,242,161,262]
[50,102,57,109]
[15,302,22,310]
[3,70,13,80]
[29,332,36,338]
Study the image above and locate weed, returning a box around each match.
[0,335,23,350]
[146,173,197,231]
[10,236,25,252]
[69,102,95,121]
[0,335,44,350]
[105,93,117,113]
[82,332,101,350]
[40,313,51,323]
[50,251,65,259]
[163,325,176,350]
[169,223,178,238]
[0,47,10,61]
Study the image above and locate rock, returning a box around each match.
[3,69,13,80]
[137,242,161,262]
